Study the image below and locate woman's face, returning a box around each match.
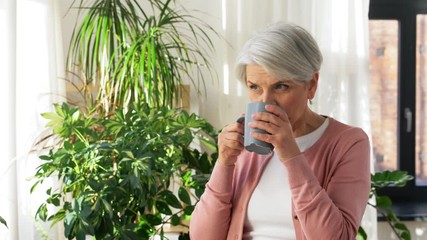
[245,64,317,125]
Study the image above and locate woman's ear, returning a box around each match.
[307,72,319,100]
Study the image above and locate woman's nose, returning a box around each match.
[261,91,275,103]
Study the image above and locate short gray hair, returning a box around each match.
[236,22,323,83]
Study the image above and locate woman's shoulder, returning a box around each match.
[321,117,369,146]
[313,117,370,163]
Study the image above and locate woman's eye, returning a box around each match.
[276,83,289,90]
[248,84,259,90]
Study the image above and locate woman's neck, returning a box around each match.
[292,109,326,137]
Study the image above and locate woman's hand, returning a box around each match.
[217,121,245,166]
[248,104,301,162]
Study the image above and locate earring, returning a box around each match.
[309,99,313,105]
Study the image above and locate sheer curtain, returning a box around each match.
[0,0,65,239]
[190,0,376,239]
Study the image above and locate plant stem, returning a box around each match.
[367,202,404,240]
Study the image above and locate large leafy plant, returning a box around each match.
[67,0,217,112]
[31,0,220,239]
[358,170,414,240]
[32,102,218,239]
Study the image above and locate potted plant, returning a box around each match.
[32,102,218,239]
[66,0,217,112]
[31,0,219,239]
[358,170,414,240]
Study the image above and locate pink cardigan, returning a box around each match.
[190,117,371,240]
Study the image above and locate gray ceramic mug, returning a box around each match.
[237,102,274,155]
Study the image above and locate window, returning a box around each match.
[416,14,427,186]
[369,0,427,204]
[369,20,399,173]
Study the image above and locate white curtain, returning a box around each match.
[188,0,376,239]
[0,0,65,239]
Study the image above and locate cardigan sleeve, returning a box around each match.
[284,128,371,240]
[189,162,235,240]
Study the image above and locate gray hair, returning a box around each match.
[236,22,323,83]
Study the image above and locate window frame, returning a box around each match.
[369,0,427,203]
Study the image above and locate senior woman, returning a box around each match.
[190,22,370,240]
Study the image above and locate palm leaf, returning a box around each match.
[66,0,219,113]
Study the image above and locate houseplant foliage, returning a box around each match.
[357,170,414,240]
[32,102,218,239]
[67,0,217,112]
[31,0,220,239]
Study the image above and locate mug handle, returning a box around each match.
[236,116,245,124]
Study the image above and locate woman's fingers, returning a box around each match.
[218,122,244,165]
[249,106,285,126]
[247,107,292,144]
[247,105,300,161]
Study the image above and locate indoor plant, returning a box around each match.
[66,0,217,112]
[31,0,219,239]
[358,170,414,240]
[32,102,217,239]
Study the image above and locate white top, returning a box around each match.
[243,118,330,240]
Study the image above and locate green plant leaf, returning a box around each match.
[75,231,86,240]
[394,222,409,231]
[178,187,191,205]
[36,203,48,222]
[195,186,205,199]
[160,190,182,209]
[101,198,113,219]
[39,155,51,161]
[95,215,113,239]
[400,231,411,240]
[47,209,66,227]
[371,170,414,188]
[183,205,194,216]
[155,200,172,215]
[79,202,92,218]
[0,216,8,228]
[392,221,411,240]
[170,214,181,226]
[375,195,392,208]
[199,153,213,174]
[145,214,162,226]
[42,111,63,127]
[88,180,104,192]
[64,212,77,238]
[46,193,61,207]
[357,226,367,240]
[200,137,218,152]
